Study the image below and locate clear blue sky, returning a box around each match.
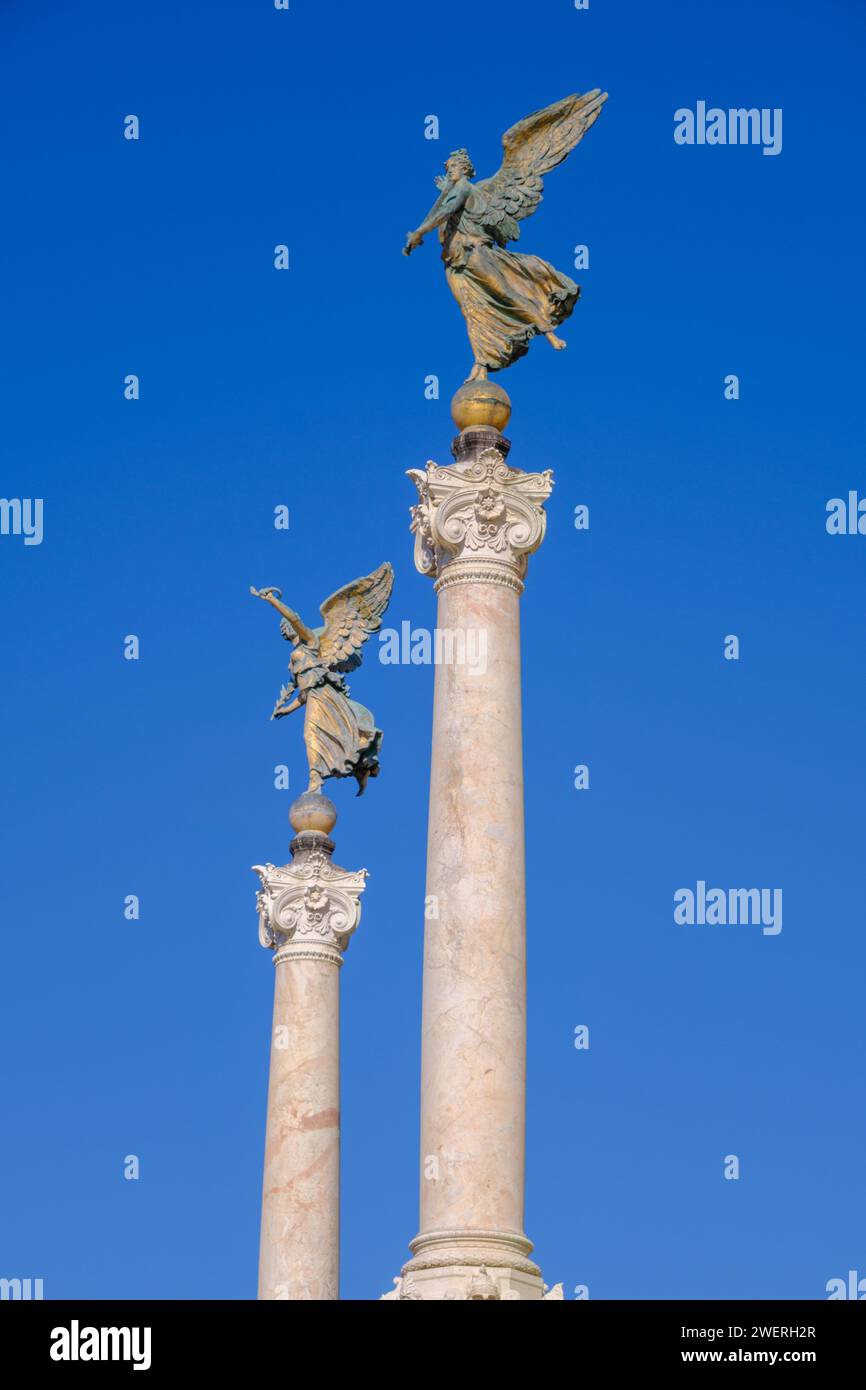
[1,0,864,1300]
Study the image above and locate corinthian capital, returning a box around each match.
[253,847,367,967]
[408,447,553,593]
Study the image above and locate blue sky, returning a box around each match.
[1,0,864,1299]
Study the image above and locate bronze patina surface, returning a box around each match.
[251,563,393,795]
[404,90,607,383]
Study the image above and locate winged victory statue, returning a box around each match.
[403,90,607,382]
[250,563,393,796]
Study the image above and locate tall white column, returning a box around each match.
[394,395,554,1301]
[254,792,366,1300]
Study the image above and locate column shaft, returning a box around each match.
[419,579,526,1236]
[258,956,340,1300]
[400,428,552,1298]
[253,807,365,1301]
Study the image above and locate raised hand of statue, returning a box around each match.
[250,563,394,796]
[403,90,607,383]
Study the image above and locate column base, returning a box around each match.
[380,1229,562,1300]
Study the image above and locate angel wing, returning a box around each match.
[476,89,607,245]
[318,562,394,674]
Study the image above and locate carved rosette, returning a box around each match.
[408,447,553,594]
[253,848,367,968]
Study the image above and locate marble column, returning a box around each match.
[395,385,555,1301]
[254,791,366,1300]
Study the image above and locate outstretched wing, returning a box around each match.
[318,562,394,674]
[476,89,607,245]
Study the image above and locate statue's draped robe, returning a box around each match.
[441,180,579,372]
[288,641,381,792]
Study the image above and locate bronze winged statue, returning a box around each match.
[403,90,607,382]
[250,563,393,796]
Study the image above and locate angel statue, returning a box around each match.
[403,90,607,382]
[250,563,393,796]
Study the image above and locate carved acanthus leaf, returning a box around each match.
[408,448,553,587]
[253,859,367,956]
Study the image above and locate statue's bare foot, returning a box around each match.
[546,332,567,351]
[467,363,488,382]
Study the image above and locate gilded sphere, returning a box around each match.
[289,791,337,836]
[451,380,512,433]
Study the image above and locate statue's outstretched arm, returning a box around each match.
[273,694,303,718]
[404,182,468,254]
[250,586,316,644]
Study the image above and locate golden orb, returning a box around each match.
[289,790,337,836]
[451,380,511,433]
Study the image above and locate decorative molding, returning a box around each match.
[408,447,553,590]
[408,1225,536,1255]
[467,1265,501,1300]
[434,561,525,595]
[272,943,344,968]
[402,1226,541,1279]
[253,845,366,963]
[400,1250,541,1276]
[383,1264,544,1301]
